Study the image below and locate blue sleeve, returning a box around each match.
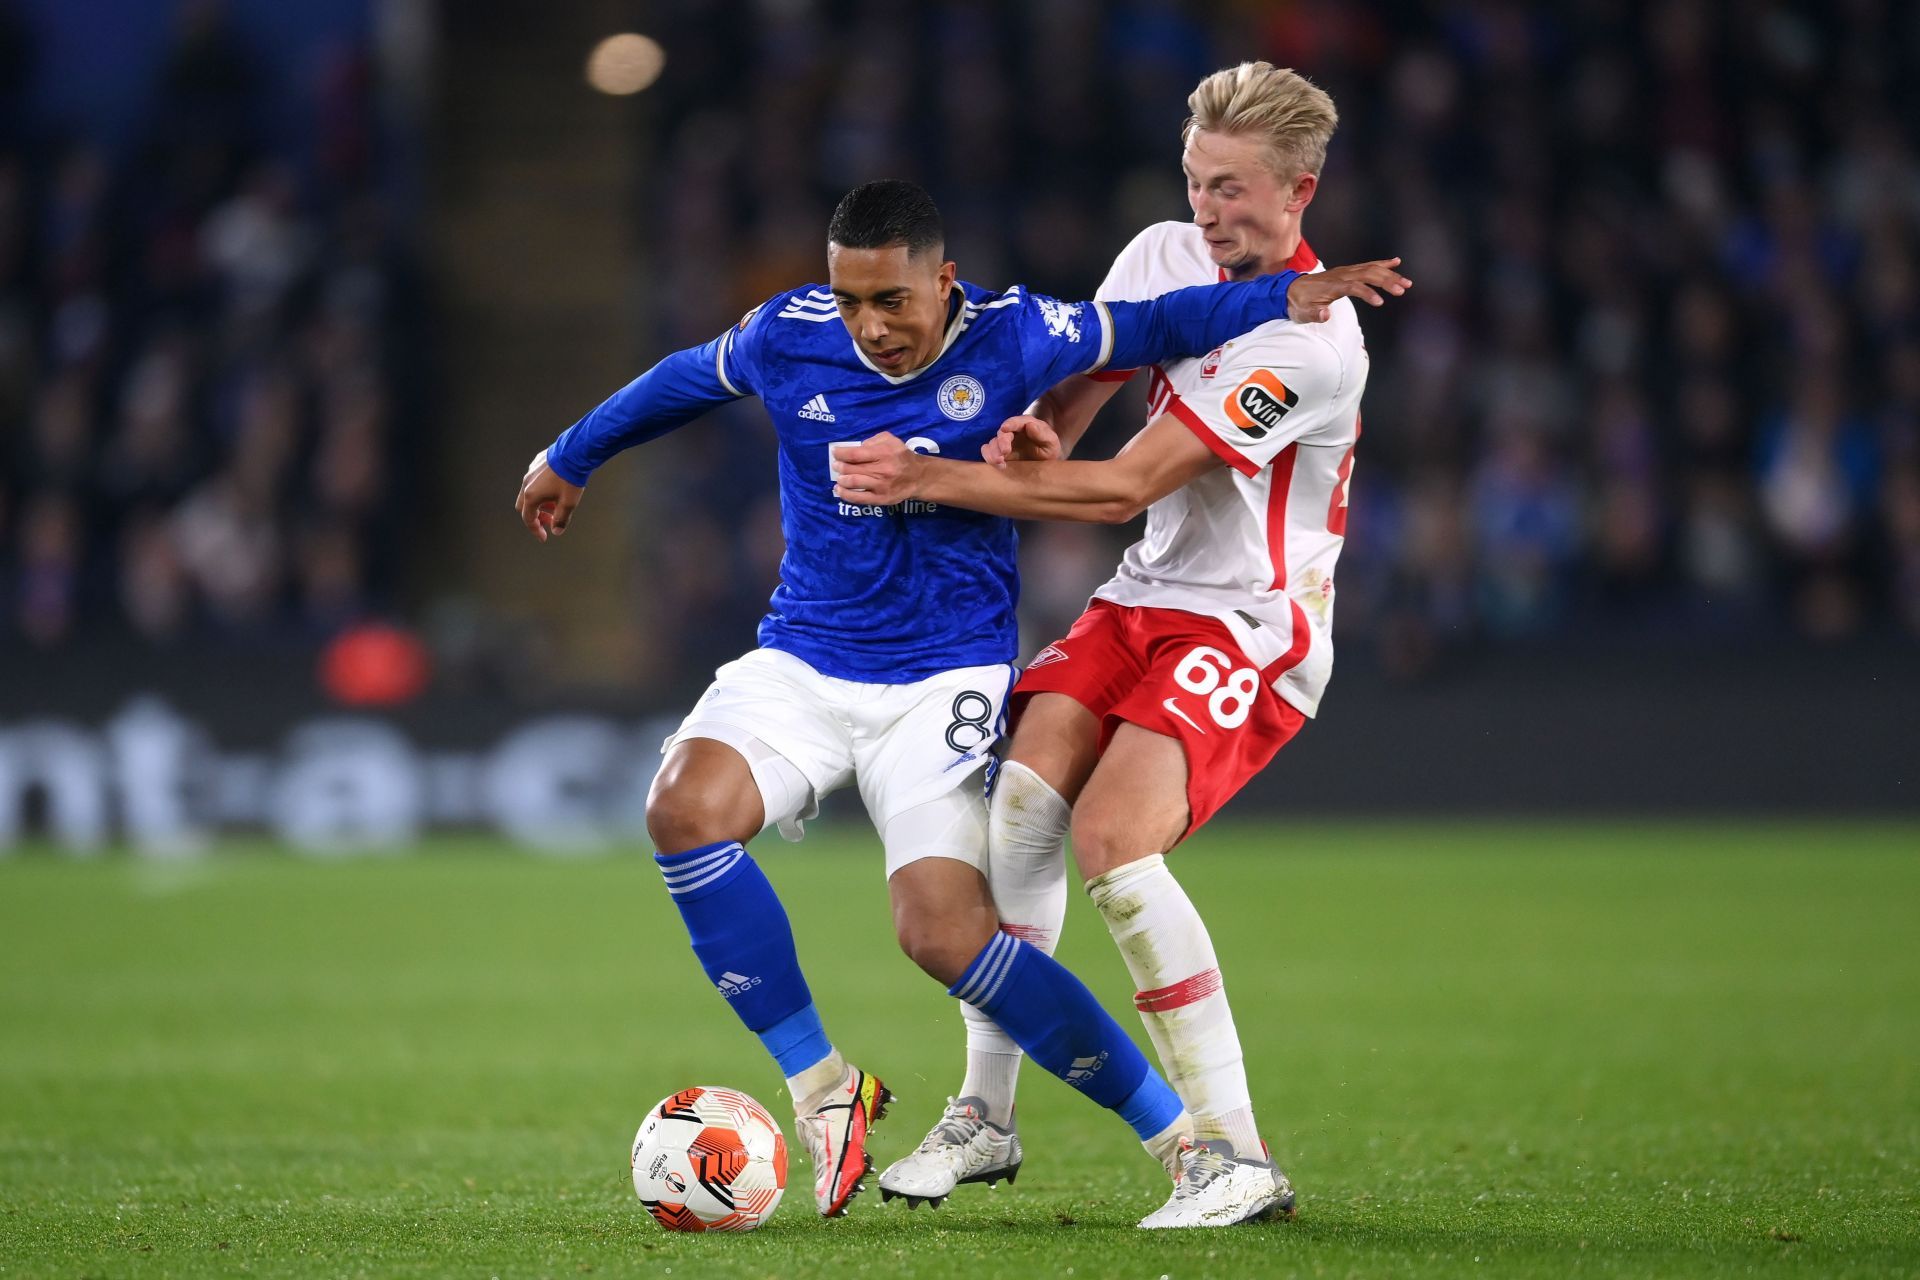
[1010,290,1115,389]
[544,318,758,486]
[1097,271,1302,372]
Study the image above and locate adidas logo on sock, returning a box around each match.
[716,971,763,997]
[1064,1051,1108,1088]
[798,394,836,422]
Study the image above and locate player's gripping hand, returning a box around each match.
[1286,257,1410,323]
[514,449,585,542]
[982,415,1063,468]
[833,432,921,505]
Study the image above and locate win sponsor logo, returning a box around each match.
[799,394,836,422]
[716,971,763,998]
[1223,370,1299,440]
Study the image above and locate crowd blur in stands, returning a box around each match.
[6,1,1915,696]
[627,0,1920,688]
[0,0,412,651]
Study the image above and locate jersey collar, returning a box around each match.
[851,288,971,386]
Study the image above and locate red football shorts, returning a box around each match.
[1009,599,1306,834]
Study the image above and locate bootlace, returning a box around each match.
[1169,1142,1234,1199]
[919,1098,985,1152]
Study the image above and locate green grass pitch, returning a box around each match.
[2,822,1916,1278]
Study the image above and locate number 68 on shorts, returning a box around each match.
[1008,601,1307,834]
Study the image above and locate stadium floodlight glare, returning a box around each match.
[586,33,666,95]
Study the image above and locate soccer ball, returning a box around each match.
[631,1086,788,1232]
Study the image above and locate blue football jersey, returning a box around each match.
[545,267,1306,682]
[715,282,1112,680]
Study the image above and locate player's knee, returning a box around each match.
[1068,809,1121,878]
[1070,809,1153,882]
[645,773,752,852]
[893,912,990,987]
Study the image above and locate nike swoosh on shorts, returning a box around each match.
[1162,697,1207,735]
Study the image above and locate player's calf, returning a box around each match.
[946,930,1192,1163]
[1088,852,1266,1160]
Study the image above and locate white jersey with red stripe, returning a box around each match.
[1089,221,1367,718]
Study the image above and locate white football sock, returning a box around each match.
[1143,1108,1196,1182]
[952,761,1072,1128]
[986,760,1071,952]
[956,1003,1021,1128]
[1087,853,1263,1159]
[786,1046,848,1116]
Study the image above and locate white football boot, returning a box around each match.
[794,1064,891,1216]
[878,1096,1022,1209]
[1137,1138,1296,1229]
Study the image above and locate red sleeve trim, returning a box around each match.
[1088,367,1137,383]
[1164,391,1259,477]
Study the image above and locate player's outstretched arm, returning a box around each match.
[1286,258,1411,322]
[1099,258,1407,372]
[1000,260,1408,467]
[837,416,1215,524]
[520,336,755,539]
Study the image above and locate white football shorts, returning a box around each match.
[662,647,1016,878]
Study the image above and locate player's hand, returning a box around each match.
[514,449,586,542]
[833,431,922,505]
[1286,258,1410,323]
[983,415,1063,468]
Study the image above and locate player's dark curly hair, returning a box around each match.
[827,180,944,257]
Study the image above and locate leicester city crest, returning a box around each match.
[938,374,986,421]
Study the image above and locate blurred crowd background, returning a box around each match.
[630,0,1920,689]
[0,0,419,654]
[2,0,1916,702]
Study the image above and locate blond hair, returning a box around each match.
[1183,62,1339,178]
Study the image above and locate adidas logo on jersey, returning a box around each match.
[716,971,763,997]
[798,394,836,422]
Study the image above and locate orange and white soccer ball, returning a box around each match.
[631,1086,787,1232]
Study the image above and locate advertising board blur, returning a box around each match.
[0,698,680,857]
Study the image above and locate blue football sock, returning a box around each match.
[656,841,832,1077]
[949,932,1185,1140]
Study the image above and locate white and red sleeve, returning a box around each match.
[1158,328,1347,476]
